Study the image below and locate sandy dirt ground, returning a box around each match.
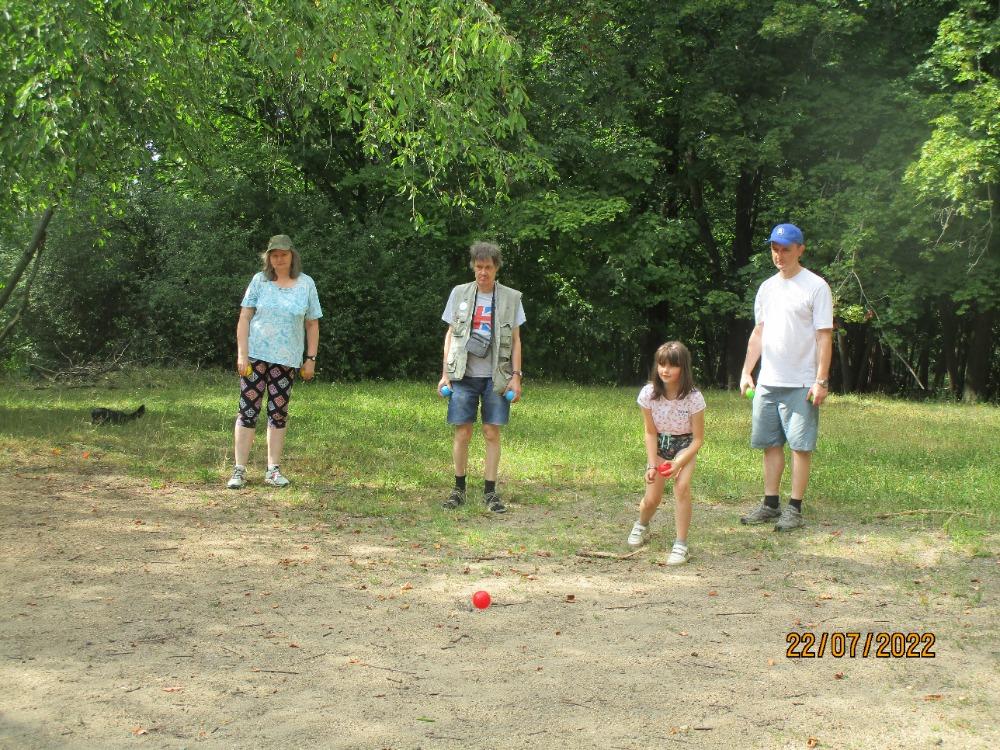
[1,460,997,750]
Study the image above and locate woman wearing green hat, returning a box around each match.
[227,234,323,489]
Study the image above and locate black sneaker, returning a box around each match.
[484,491,507,513]
[442,487,465,509]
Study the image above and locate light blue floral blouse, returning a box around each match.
[241,272,323,367]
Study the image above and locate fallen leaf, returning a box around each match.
[679,631,688,636]
[923,694,943,701]
[131,727,147,736]
[401,583,413,591]
[162,686,183,693]
[708,590,718,596]
[289,643,299,648]
[767,658,776,667]
[818,594,833,600]
[807,738,819,748]
[82,451,91,459]
[565,594,575,602]
[834,672,845,679]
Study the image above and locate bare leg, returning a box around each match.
[266,425,286,467]
[790,450,812,499]
[453,423,473,476]
[482,424,501,481]
[672,457,697,541]
[235,423,255,466]
[639,475,667,526]
[763,446,785,496]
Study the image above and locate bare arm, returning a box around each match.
[642,409,660,484]
[301,319,319,380]
[670,409,705,475]
[509,326,523,401]
[438,327,453,391]
[740,322,763,394]
[236,307,255,374]
[810,328,833,406]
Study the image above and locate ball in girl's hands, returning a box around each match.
[745,388,755,400]
[657,462,673,477]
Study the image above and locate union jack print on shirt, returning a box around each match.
[473,304,493,333]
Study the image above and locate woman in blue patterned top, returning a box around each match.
[226,234,323,489]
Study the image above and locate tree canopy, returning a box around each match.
[2,0,998,401]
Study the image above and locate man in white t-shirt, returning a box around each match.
[738,223,833,531]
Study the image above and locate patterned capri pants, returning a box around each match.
[237,359,296,429]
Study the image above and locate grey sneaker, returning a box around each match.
[264,465,290,487]
[484,491,507,514]
[627,521,650,548]
[442,487,465,509]
[740,501,781,525]
[227,465,247,489]
[774,505,804,532]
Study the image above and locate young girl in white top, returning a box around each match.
[628,341,706,565]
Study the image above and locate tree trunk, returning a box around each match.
[836,328,854,393]
[962,305,995,403]
[724,167,762,388]
[940,309,959,396]
[0,207,55,313]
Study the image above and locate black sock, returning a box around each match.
[764,494,780,509]
[455,475,466,491]
[789,498,803,512]
[484,480,496,495]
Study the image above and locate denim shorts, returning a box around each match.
[447,377,511,426]
[750,385,818,452]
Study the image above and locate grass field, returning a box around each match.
[2,370,997,748]
[1,370,996,555]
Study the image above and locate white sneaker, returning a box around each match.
[666,542,689,566]
[264,465,290,487]
[227,465,247,489]
[627,521,650,548]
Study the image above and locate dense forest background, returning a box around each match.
[2,0,997,400]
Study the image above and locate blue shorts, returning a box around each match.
[447,377,510,426]
[750,385,819,452]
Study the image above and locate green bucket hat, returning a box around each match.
[267,234,294,251]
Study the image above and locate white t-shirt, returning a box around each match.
[754,267,833,387]
[442,287,527,378]
[637,385,707,434]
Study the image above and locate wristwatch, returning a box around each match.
[304,355,317,361]
[512,370,524,377]
[815,378,829,388]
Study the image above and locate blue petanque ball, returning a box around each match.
[504,390,515,402]
[440,385,453,397]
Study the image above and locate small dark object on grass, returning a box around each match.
[91,405,145,425]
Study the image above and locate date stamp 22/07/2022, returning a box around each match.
[786,631,936,659]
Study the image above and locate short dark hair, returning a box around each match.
[469,241,502,270]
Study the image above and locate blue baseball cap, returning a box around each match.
[767,223,804,246]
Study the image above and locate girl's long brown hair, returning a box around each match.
[650,341,695,401]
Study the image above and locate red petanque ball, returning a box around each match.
[472,590,491,609]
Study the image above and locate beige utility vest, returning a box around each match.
[446,281,522,394]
